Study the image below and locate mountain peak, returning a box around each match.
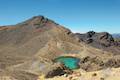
[23,15,48,24]
[17,15,59,27]
[31,15,46,21]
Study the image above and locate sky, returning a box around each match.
[0,0,120,33]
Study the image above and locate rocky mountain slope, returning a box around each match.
[0,16,120,80]
[75,31,120,55]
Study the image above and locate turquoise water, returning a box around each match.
[55,56,80,70]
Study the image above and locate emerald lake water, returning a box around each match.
[54,56,80,70]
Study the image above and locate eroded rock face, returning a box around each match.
[75,31,120,54]
[75,31,114,46]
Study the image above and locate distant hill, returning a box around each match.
[112,33,120,42]
[112,33,120,38]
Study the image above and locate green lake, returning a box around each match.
[54,56,80,70]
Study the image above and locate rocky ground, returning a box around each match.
[44,68,120,80]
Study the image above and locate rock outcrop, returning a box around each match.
[45,63,73,78]
[75,31,120,54]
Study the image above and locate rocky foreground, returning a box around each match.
[0,68,120,80]
[42,68,120,80]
